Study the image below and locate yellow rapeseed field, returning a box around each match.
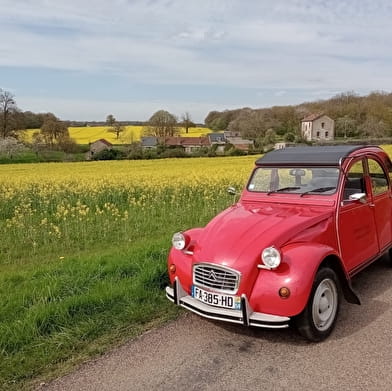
[0,156,256,263]
[22,126,213,144]
[2,146,391,264]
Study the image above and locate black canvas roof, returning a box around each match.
[256,145,366,166]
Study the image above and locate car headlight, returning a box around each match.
[261,246,281,269]
[172,232,188,250]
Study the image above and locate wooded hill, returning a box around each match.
[204,91,392,142]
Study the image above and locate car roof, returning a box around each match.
[256,145,369,166]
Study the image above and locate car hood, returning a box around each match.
[195,202,333,271]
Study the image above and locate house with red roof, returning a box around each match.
[163,136,210,154]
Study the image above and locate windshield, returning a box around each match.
[248,166,340,195]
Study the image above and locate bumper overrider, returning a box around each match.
[165,277,290,329]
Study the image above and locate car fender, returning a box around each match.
[167,228,203,288]
[248,243,341,317]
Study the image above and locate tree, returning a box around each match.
[0,89,19,138]
[335,116,357,138]
[106,114,125,140]
[0,136,23,158]
[145,110,178,137]
[227,109,266,139]
[108,122,125,140]
[204,111,221,128]
[264,128,277,145]
[210,117,228,131]
[180,112,195,134]
[106,114,116,127]
[23,111,45,129]
[284,132,296,142]
[40,113,70,147]
[358,117,388,138]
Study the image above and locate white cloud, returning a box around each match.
[1,0,392,119]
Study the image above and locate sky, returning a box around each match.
[1,0,392,123]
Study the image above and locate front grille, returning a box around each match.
[193,264,240,294]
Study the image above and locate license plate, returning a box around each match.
[191,285,241,310]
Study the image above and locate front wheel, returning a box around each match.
[295,267,340,342]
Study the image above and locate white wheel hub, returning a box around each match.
[312,278,338,331]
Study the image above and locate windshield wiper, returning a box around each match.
[268,186,301,195]
[300,186,336,197]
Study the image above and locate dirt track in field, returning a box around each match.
[42,256,392,391]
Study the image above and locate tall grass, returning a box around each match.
[0,156,254,390]
[0,240,179,389]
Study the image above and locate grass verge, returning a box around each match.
[0,238,180,390]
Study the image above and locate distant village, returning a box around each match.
[87,113,335,160]
[3,89,392,163]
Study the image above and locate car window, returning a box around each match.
[343,160,366,200]
[248,166,339,194]
[368,158,389,196]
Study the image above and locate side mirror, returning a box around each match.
[349,193,366,204]
[227,186,237,195]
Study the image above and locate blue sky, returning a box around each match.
[1,0,392,122]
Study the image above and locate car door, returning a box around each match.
[338,158,379,273]
[366,156,392,252]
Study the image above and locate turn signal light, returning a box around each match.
[279,287,290,299]
[169,264,176,274]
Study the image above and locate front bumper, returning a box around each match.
[166,277,290,329]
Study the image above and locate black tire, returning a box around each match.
[295,267,340,342]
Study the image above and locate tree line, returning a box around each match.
[108,110,196,139]
[204,91,392,143]
[0,87,197,142]
[3,87,392,152]
[0,88,78,153]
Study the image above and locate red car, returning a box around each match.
[166,145,392,341]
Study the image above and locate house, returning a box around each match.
[301,113,334,141]
[141,136,158,149]
[207,132,226,154]
[164,137,210,154]
[86,139,113,160]
[225,136,254,152]
[207,132,226,144]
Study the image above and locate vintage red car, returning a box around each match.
[166,145,392,341]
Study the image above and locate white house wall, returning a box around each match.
[301,116,334,141]
[311,116,334,140]
[301,121,313,141]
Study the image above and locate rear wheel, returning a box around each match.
[295,267,340,342]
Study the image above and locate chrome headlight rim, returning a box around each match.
[172,232,187,250]
[261,246,281,269]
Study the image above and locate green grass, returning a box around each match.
[0,178,243,390]
[0,239,181,390]
[0,151,87,164]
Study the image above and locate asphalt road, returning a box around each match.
[43,256,392,391]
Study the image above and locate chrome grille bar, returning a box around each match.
[193,263,240,294]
